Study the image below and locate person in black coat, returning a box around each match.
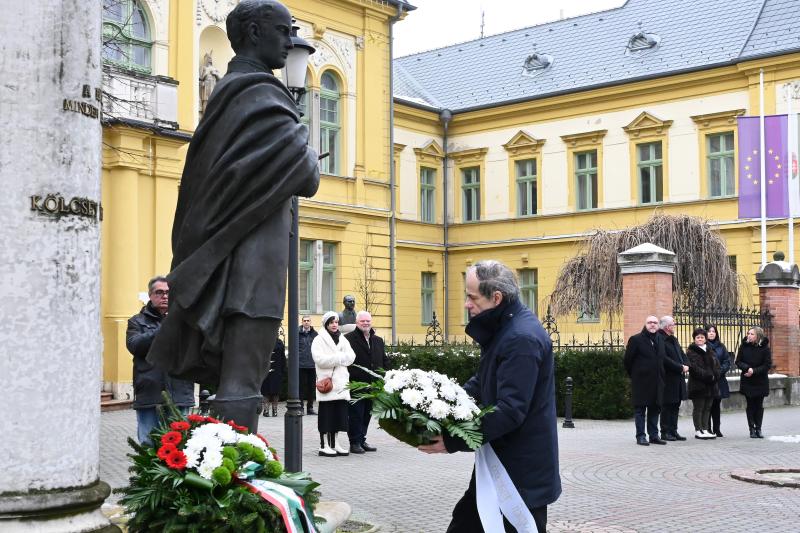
[624,316,666,446]
[345,310,389,454]
[705,324,730,437]
[657,316,689,441]
[298,316,318,415]
[126,277,195,445]
[419,261,560,533]
[260,337,286,417]
[735,327,772,438]
[686,328,720,439]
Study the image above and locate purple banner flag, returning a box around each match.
[738,115,789,219]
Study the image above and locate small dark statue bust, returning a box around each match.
[339,295,357,326]
[147,0,320,432]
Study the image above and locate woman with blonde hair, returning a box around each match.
[311,311,356,456]
[735,326,772,438]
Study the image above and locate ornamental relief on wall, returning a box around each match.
[197,0,237,25]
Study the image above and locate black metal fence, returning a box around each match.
[672,305,772,375]
[542,305,625,351]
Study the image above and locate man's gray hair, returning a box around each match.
[147,275,168,294]
[470,260,520,304]
[659,316,674,329]
[226,0,276,53]
[356,310,371,320]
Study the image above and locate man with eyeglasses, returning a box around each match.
[126,276,195,445]
[624,315,667,446]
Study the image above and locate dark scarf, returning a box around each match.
[466,299,512,346]
[328,329,341,344]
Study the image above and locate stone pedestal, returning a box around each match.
[756,252,800,376]
[0,1,117,531]
[617,243,676,341]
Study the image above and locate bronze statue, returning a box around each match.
[148,0,320,432]
[339,295,357,326]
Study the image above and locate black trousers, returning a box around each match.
[446,471,547,533]
[634,404,661,439]
[659,402,680,437]
[709,397,722,432]
[299,368,316,404]
[348,399,372,445]
[745,395,765,429]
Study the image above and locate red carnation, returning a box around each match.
[206,417,221,424]
[187,414,206,423]
[165,450,188,470]
[170,421,191,432]
[157,444,178,461]
[161,431,183,446]
[256,434,270,447]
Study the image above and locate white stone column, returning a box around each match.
[0,1,116,531]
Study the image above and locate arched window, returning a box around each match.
[319,71,341,175]
[103,0,152,73]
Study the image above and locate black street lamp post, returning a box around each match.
[282,24,315,473]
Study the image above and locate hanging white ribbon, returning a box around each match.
[475,443,538,533]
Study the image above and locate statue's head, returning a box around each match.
[343,295,356,310]
[226,0,293,70]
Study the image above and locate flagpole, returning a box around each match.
[760,69,767,267]
[788,83,795,264]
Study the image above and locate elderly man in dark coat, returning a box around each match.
[420,260,561,533]
[657,315,689,441]
[147,0,320,432]
[624,315,666,446]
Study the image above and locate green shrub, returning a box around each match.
[554,349,631,420]
[386,343,631,420]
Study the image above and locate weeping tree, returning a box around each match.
[549,213,741,317]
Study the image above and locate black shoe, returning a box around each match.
[749,428,757,438]
[349,443,366,454]
[755,429,764,438]
[673,433,687,441]
[662,434,677,442]
[649,437,667,445]
[637,436,649,446]
[361,442,377,452]
[272,408,278,417]
[714,430,724,438]
[262,411,269,418]
[306,408,316,415]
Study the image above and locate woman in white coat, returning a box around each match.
[311,311,356,457]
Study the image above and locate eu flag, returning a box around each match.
[738,115,788,219]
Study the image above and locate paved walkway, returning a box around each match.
[101,406,800,532]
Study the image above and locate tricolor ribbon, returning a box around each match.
[475,443,537,533]
[240,478,317,533]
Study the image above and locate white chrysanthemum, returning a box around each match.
[426,399,451,420]
[197,448,224,479]
[439,382,458,401]
[419,386,439,402]
[400,388,425,409]
[452,403,475,421]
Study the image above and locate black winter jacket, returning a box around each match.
[624,328,665,406]
[126,303,195,409]
[707,339,731,398]
[657,331,688,403]
[345,328,389,383]
[686,343,720,399]
[736,337,772,398]
[445,299,562,510]
[298,327,318,369]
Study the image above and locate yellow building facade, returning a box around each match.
[100,0,800,397]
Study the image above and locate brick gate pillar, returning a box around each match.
[756,251,800,376]
[617,243,676,342]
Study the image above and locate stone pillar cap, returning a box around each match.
[617,242,676,274]
[756,251,800,288]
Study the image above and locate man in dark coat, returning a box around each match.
[127,277,195,445]
[147,0,320,432]
[657,315,689,441]
[345,311,389,454]
[624,315,666,446]
[420,260,561,533]
[298,315,318,415]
